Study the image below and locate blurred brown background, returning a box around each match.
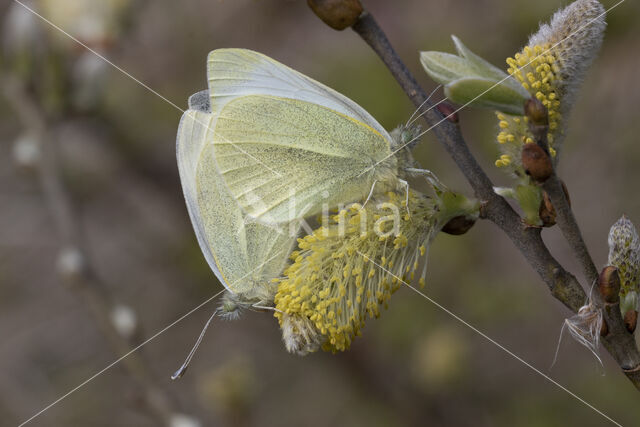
[1,0,640,426]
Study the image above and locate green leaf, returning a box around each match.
[451,36,529,99]
[421,36,531,114]
[445,77,527,115]
[451,36,507,81]
[419,51,479,85]
[439,191,480,218]
[493,186,516,199]
[495,184,543,226]
[515,183,543,226]
[435,191,480,233]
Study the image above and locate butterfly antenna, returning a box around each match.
[171,309,219,380]
[406,97,449,129]
[405,85,441,127]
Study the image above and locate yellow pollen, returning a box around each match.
[273,190,439,352]
[498,43,562,171]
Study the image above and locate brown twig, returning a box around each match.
[525,99,640,384]
[524,100,600,287]
[345,10,640,389]
[2,74,186,424]
[544,175,600,281]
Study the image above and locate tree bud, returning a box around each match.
[598,266,621,304]
[436,101,459,123]
[522,143,552,182]
[539,190,556,227]
[307,0,363,30]
[624,310,638,334]
[441,215,476,235]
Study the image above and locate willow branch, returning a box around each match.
[526,101,640,383]
[544,174,599,286]
[347,10,640,389]
[525,105,600,287]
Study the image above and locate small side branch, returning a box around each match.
[543,175,599,284]
[524,99,600,286]
[525,99,640,388]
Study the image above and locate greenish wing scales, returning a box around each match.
[207,49,392,141]
[212,95,394,223]
[177,108,297,294]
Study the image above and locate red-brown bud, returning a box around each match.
[624,310,638,334]
[522,143,553,183]
[307,0,363,30]
[598,266,621,304]
[539,190,556,227]
[436,102,459,123]
[442,215,476,236]
[600,319,609,337]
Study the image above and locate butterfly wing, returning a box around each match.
[206,49,397,224]
[212,94,396,223]
[177,103,296,294]
[207,48,391,140]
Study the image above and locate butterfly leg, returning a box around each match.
[404,167,448,192]
[251,303,283,314]
[361,179,379,210]
[398,178,410,214]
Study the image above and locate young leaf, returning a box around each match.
[445,77,527,115]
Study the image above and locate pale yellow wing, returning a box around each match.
[207,48,391,140]
[212,94,397,224]
[177,103,296,294]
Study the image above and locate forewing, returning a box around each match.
[207,48,392,142]
[212,95,395,223]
